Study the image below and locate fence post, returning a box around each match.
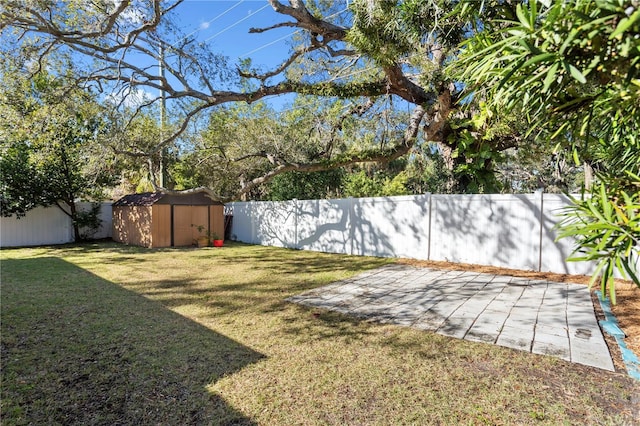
[293,198,298,250]
[349,197,355,256]
[537,190,544,272]
[427,193,432,260]
[250,201,256,244]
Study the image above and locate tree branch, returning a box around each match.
[237,105,426,197]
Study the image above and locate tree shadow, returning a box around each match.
[229,194,600,275]
[1,257,264,425]
[430,194,538,270]
[115,243,391,318]
[237,196,431,260]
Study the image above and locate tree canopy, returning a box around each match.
[0,64,117,240]
[0,0,524,200]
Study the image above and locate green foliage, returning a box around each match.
[343,169,411,198]
[449,130,503,193]
[75,203,103,240]
[347,0,463,67]
[557,175,640,298]
[343,170,384,198]
[455,0,640,298]
[265,169,345,201]
[404,146,454,194]
[347,0,421,66]
[0,66,116,240]
[382,171,411,196]
[0,141,44,217]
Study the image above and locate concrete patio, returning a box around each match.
[288,264,614,371]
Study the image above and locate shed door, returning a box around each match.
[173,205,209,246]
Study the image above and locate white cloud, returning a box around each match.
[106,87,156,109]
[199,21,210,30]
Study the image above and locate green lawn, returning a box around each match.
[1,242,638,425]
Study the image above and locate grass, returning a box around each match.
[1,241,639,425]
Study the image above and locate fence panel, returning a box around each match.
[1,202,113,247]
[1,206,72,247]
[352,195,430,259]
[430,194,541,271]
[226,193,635,276]
[296,198,352,254]
[77,202,113,240]
[227,202,254,243]
[252,201,297,248]
[540,194,597,275]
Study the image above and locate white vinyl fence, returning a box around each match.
[1,202,112,247]
[228,193,634,276]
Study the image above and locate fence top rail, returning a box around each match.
[227,193,578,206]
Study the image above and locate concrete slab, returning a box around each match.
[287,265,615,371]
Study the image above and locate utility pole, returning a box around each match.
[158,42,166,187]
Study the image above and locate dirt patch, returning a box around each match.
[611,283,640,360]
[397,258,640,373]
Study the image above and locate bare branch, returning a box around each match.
[239,44,321,82]
[150,185,226,202]
[249,22,298,33]
[266,0,347,42]
[237,105,426,197]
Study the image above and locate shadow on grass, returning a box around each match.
[61,241,390,318]
[1,257,264,425]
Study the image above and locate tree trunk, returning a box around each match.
[68,201,81,242]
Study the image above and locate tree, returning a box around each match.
[455,0,640,296]
[0,0,524,200]
[265,169,345,201]
[0,66,117,241]
[0,141,44,216]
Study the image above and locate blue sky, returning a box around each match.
[172,1,301,72]
[116,1,353,112]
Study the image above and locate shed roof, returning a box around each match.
[113,191,223,207]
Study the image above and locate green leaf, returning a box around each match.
[542,62,560,92]
[588,259,607,288]
[610,9,640,39]
[572,148,581,166]
[609,276,616,304]
[515,4,532,31]
[595,229,614,251]
[559,28,579,55]
[599,184,612,221]
[521,52,556,68]
[621,257,640,285]
[567,63,587,84]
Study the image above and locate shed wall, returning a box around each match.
[172,205,207,246]
[209,205,225,240]
[150,204,171,248]
[112,206,152,247]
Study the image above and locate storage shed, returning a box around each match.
[112,191,224,248]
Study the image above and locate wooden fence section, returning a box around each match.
[228,193,604,276]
